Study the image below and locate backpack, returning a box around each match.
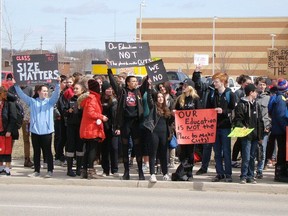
[15,101,24,129]
[210,89,231,104]
[210,89,234,123]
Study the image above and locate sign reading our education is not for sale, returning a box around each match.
[175,109,217,145]
[12,53,60,85]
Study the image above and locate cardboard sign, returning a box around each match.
[175,109,217,145]
[12,53,59,85]
[105,42,151,68]
[145,59,168,85]
[267,48,288,76]
[194,54,209,66]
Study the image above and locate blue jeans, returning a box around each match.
[240,138,257,180]
[201,144,213,171]
[213,128,232,176]
[257,133,268,174]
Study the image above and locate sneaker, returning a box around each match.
[24,158,34,168]
[240,178,246,184]
[142,164,149,173]
[163,174,170,181]
[29,172,40,177]
[196,168,207,175]
[4,168,11,176]
[247,178,257,184]
[61,161,67,167]
[232,161,241,168]
[211,174,225,182]
[149,174,157,183]
[256,172,263,179]
[54,160,63,166]
[225,175,233,182]
[112,173,120,177]
[41,163,48,169]
[44,171,53,178]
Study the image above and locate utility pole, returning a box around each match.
[64,17,67,55]
[40,36,43,54]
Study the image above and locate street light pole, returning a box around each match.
[212,16,218,75]
[139,0,146,42]
[270,33,276,49]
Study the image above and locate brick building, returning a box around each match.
[137,17,288,78]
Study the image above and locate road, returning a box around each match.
[0,184,287,216]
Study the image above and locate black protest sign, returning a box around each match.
[12,53,59,85]
[105,42,151,68]
[145,59,168,85]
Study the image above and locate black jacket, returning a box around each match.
[107,69,147,129]
[233,98,264,141]
[1,93,19,140]
[143,88,174,135]
[206,87,235,129]
[64,95,82,126]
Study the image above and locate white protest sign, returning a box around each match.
[194,54,209,66]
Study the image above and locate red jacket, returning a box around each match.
[79,91,105,141]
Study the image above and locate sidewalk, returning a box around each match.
[1,159,287,194]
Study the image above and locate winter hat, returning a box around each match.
[101,81,111,92]
[277,78,288,92]
[244,83,256,96]
[88,79,100,93]
[183,78,195,88]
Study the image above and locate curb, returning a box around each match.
[1,160,287,194]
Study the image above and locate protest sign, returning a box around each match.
[267,48,288,76]
[105,42,151,68]
[145,59,168,85]
[175,109,217,145]
[12,53,59,85]
[194,54,209,66]
[228,127,254,138]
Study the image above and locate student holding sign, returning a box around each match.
[144,79,173,182]
[171,84,201,181]
[206,72,236,183]
[14,78,61,178]
[107,68,148,180]
[233,84,262,184]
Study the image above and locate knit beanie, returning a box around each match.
[101,81,111,93]
[277,78,288,92]
[88,79,100,93]
[244,83,256,96]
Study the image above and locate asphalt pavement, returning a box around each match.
[1,159,287,194]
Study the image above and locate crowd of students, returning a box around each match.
[0,66,287,184]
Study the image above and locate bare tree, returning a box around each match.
[216,50,232,73]
[180,51,194,74]
[3,4,32,58]
[241,54,259,75]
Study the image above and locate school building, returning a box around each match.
[137,17,288,78]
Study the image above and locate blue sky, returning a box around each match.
[2,0,287,51]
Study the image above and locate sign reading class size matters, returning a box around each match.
[12,53,59,85]
[105,42,151,68]
[175,109,217,145]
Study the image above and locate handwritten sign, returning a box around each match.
[145,59,168,85]
[175,109,217,145]
[194,54,209,66]
[12,53,59,85]
[228,127,254,138]
[267,48,288,76]
[105,42,151,68]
